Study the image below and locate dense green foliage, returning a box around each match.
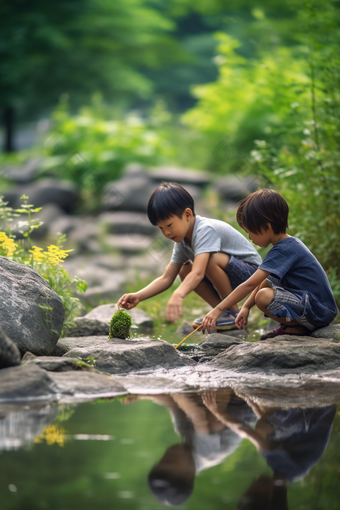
[39,98,172,196]
[1,0,339,303]
[182,0,340,301]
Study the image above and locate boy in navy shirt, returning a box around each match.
[202,189,338,339]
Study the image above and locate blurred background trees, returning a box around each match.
[0,0,339,298]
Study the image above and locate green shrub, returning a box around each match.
[39,97,173,196]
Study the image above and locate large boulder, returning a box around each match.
[0,326,21,369]
[0,257,64,355]
[62,336,195,375]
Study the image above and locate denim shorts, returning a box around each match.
[224,255,259,289]
[266,278,316,331]
[202,254,258,290]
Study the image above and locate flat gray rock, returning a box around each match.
[209,335,340,374]
[65,317,110,337]
[48,371,126,402]
[200,333,245,356]
[0,363,126,404]
[311,323,340,340]
[98,211,156,237]
[0,256,64,355]
[0,365,56,402]
[63,336,195,375]
[22,355,95,372]
[149,166,210,187]
[175,321,194,336]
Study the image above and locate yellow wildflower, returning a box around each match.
[0,232,19,257]
[34,424,66,447]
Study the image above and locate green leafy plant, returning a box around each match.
[39,97,173,199]
[0,195,88,335]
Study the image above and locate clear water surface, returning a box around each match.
[1,388,340,510]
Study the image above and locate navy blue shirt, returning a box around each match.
[259,237,338,328]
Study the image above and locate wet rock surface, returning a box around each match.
[0,256,64,356]
[0,363,126,404]
[1,325,340,407]
[209,335,340,373]
[62,336,195,375]
[22,353,95,372]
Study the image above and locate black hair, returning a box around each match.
[148,466,194,506]
[147,182,195,226]
[236,189,289,235]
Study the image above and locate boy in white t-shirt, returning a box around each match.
[118,182,261,330]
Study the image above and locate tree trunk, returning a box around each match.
[3,106,15,152]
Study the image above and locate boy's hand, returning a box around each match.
[201,307,223,334]
[235,306,249,329]
[118,293,140,310]
[166,293,183,322]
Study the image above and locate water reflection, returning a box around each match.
[0,403,58,451]
[131,390,336,507]
[0,389,337,509]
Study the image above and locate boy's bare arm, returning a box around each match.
[165,253,210,322]
[118,262,182,309]
[174,252,210,299]
[202,269,270,332]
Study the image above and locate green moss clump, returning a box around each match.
[109,309,132,339]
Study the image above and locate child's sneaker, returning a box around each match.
[192,309,239,331]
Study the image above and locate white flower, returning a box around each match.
[290,102,300,108]
[254,140,266,147]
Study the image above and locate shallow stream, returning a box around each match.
[1,389,340,510]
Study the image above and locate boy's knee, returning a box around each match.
[206,252,230,272]
[179,260,193,281]
[255,288,274,310]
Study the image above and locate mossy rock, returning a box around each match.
[109,310,132,339]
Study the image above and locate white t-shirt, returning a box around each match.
[170,215,262,266]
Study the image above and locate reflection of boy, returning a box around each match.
[202,189,338,339]
[118,182,261,330]
[147,391,257,506]
[204,392,336,510]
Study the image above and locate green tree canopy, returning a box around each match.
[0,0,183,150]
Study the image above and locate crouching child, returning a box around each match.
[202,189,338,339]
